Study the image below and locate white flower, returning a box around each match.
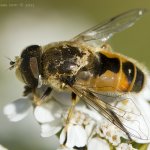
[0,145,8,150]
[60,124,87,148]
[3,98,32,122]
[57,146,75,150]
[141,76,150,101]
[116,143,137,150]
[147,144,150,150]
[34,99,65,137]
[88,138,110,150]
[59,108,98,149]
[96,120,123,146]
[40,120,62,137]
[3,76,150,149]
[3,96,64,138]
[34,100,63,123]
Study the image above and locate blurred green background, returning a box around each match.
[0,0,150,150]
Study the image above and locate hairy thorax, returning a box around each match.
[41,42,92,90]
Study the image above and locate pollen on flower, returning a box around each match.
[63,109,93,127]
[106,131,111,137]
[96,120,124,146]
[112,135,117,141]
[3,84,150,150]
[59,109,97,149]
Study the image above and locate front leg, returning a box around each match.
[23,85,32,96]
[33,86,53,105]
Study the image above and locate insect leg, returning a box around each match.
[23,85,32,96]
[41,87,53,100]
[33,87,53,105]
[66,92,79,124]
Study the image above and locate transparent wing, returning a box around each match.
[72,8,147,43]
[71,85,150,143]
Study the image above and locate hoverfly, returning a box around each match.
[10,8,150,142]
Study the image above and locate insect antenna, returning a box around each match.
[5,56,15,70]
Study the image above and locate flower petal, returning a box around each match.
[57,147,75,150]
[88,138,110,150]
[41,120,62,137]
[142,76,150,101]
[34,99,63,123]
[85,120,96,137]
[116,143,137,150]
[0,145,8,150]
[65,124,87,148]
[3,98,32,122]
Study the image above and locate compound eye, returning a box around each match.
[19,45,42,88]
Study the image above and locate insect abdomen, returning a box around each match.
[121,60,144,92]
[94,51,145,92]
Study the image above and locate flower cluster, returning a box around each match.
[3,77,150,150]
